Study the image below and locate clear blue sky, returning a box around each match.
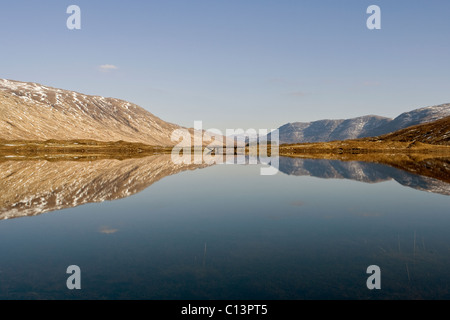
[1,0,449,131]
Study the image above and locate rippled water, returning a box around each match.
[0,156,449,299]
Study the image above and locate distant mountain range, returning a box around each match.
[0,79,187,146]
[273,104,450,144]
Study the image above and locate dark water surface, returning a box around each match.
[0,156,449,299]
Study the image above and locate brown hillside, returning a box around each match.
[370,116,450,145]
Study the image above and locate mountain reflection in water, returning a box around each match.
[1,155,449,220]
[0,155,209,220]
[278,157,450,196]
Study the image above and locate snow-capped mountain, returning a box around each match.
[274,104,450,144]
[0,79,182,146]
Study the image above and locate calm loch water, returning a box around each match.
[0,156,449,299]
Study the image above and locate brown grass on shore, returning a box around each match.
[0,139,173,161]
[279,139,450,155]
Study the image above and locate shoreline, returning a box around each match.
[1,138,450,159]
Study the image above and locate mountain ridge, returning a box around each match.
[0,79,185,146]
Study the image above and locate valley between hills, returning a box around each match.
[1,116,449,161]
[1,78,450,182]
